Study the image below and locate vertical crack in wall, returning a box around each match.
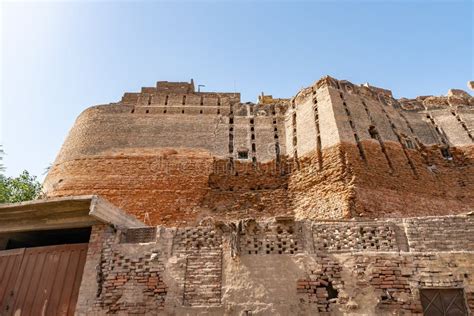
[451,110,474,141]
[291,100,300,169]
[249,104,257,166]
[271,105,281,168]
[228,103,235,173]
[377,100,419,178]
[425,112,453,160]
[339,92,367,163]
[312,89,323,170]
[397,111,432,166]
[361,99,394,173]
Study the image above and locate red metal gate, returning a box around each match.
[0,243,88,316]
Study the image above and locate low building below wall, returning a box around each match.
[76,214,474,315]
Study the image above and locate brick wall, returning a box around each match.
[76,215,474,315]
[405,216,474,252]
[44,77,474,226]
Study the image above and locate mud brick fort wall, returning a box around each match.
[40,76,474,314]
[75,215,474,315]
[44,76,474,225]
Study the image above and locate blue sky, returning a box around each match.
[1,0,472,179]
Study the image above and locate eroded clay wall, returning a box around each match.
[52,104,230,164]
[45,77,474,225]
[291,77,474,219]
[76,215,474,315]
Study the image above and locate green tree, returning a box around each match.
[0,145,4,173]
[0,170,42,203]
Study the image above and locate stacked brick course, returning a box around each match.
[173,227,223,307]
[44,77,474,226]
[75,215,474,315]
[405,216,474,252]
[297,256,343,314]
[44,77,473,314]
[94,250,167,313]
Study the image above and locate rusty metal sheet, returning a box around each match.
[0,248,25,312]
[0,243,88,315]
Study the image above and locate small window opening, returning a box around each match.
[146,109,149,114]
[200,96,204,106]
[131,109,135,113]
[252,143,256,151]
[250,119,254,125]
[251,134,255,140]
[200,110,203,114]
[238,151,249,159]
[230,118,234,124]
[165,95,169,105]
[163,110,167,114]
[405,139,414,149]
[182,95,186,105]
[440,147,453,160]
[368,126,378,139]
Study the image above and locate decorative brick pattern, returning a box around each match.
[94,249,167,314]
[313,222,399,252]
[75,217,474,315]
[173,227,222,254]
[240,220,303,255]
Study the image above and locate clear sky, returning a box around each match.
[1,0,472,179]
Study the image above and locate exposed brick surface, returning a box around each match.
[312,222,399,253]
[173,227,223,307]
[44,77,474,226]
[405,216,474,252]
[76,216,473,315]
[41,77,474,314]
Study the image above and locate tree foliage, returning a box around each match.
[0,145,4,173]
[0,171,42,203]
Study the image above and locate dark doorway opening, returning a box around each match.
[0,227,91,250]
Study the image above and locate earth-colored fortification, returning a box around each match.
[1,76,473,315]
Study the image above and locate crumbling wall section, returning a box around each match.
[76,215,474,315]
